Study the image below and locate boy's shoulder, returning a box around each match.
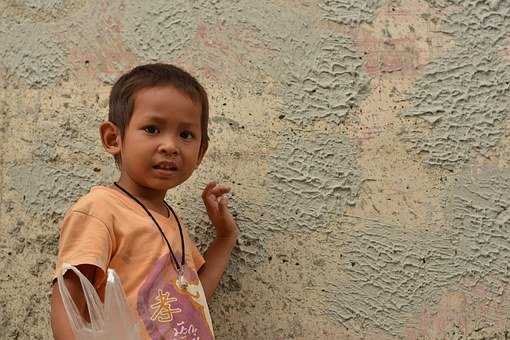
[67,185,123,220]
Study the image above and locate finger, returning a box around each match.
[202,181,217,199]
[210,185,231,197]
[218,196,229,214]
[203,189,219,206]
[204,181,217,191]
[203,192,219,216]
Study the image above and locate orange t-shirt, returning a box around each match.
[53,186,215,339]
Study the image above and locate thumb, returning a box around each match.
[219,196,229,214]
[203,193,218,217]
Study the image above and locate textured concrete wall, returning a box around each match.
[1,0,510,339]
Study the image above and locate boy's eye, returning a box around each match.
[180,131,194,140]
[144,126,158,134]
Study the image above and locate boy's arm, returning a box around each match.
[198,235,237,300]
[199,182,239,301]
[51,264,96,340]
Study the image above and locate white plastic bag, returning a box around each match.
[57,263,142,340]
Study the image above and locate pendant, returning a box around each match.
[177,266,188,289]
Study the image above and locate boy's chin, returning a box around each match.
[145,178,185,191]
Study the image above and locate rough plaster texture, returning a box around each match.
[329,164,510,337]
[401,0,510,169]
[122,0,196,63]
[284,33,371,125]
[0,20,68,88]
[2,0,510,339]
[267,132,362,231]
[320,0,384,25]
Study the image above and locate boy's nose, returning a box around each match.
[158,139,179,155]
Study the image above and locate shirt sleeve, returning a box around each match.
[190,241,205,271]
[53,210,114,284]
[184,229,205,271]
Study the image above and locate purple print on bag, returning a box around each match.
[137,253,213,339]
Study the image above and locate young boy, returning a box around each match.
[50,63,238,339]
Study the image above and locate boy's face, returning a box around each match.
[118,85,203,193]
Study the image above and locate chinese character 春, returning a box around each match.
[150,289,182,323]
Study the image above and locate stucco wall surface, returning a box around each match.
[1,0,510,339]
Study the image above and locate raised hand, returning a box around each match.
[201,181,239,240]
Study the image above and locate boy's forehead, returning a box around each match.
[134,86,196,105]
[133,86,201,118]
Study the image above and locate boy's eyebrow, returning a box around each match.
[144,112,200,127]
[143,113,167,124]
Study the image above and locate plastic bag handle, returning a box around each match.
[104,269,140,338]
[57,263,105,331]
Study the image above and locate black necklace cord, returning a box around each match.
[113,182,185,270]
[162,201,186,268]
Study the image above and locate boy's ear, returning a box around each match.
[99,121,122,156]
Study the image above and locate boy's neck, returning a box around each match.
[115,175,169,216]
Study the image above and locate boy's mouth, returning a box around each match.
[154,161,178,171]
